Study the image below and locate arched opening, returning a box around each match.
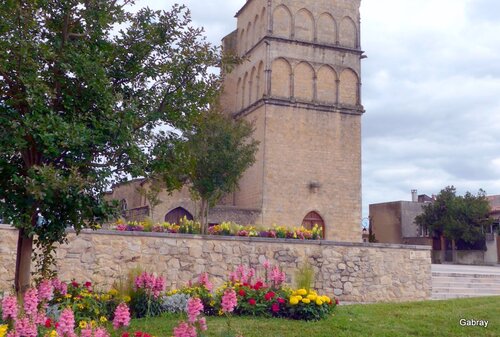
[302,211,325,238]
[165,207,193,225]
[120,199,128,216]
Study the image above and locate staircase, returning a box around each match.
[432,264,500,300]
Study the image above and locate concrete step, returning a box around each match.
[432,293,498,300]
[432,287,500,295]
[431,268,500,299]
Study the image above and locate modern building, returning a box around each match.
[107,0,365,242]
[369,191,500,264]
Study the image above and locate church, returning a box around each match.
[106,0,364,242]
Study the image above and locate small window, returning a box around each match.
[120,199,128,212]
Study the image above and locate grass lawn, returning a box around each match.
[128,296,500,337]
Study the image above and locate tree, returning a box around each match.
[415,186,492,254]
[0,1,221,292]
[184,111,259,234]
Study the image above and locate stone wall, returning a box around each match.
[0,225,431,302]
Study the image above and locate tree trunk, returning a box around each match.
[15,228,33,294]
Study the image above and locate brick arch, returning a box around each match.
[272,5,292,38]
[260,7,267,37]
[165,207,193,225]
[317,12,337,45]
[294,8,314,42]
[271,58,292,98]
[253,14,259,46]
[245,21,252,52]
[242,72,248,108]
[339,16,358,48]
[239,28,245,55]
[257,61,265,99]
[302,211,325,238]
[294,61,314,101]
[317,65,337,103]
[339,68,359,106]
[236,77,242,110]
[249,66,257,104]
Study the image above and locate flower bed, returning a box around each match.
[114,218,323,240]
[0,262,336,337]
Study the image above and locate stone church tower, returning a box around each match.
[221,0,364,242]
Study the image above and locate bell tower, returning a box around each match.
[221,0,364,242]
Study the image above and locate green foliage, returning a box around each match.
[183,111,259,233]
[129,290,163,319]
[0,1,221,281]
[415,186,492,249]
[295,264,315,291]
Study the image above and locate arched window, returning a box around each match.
[165,207,194,225]
[302,211,325,238]
[120,199,128,212]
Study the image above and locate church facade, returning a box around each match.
[106,0,364,242]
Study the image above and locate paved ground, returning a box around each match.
[432,264,500,275]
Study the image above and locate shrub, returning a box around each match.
[160,293,190,313]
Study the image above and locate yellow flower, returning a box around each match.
[297,289,307,296]
[79,321,88,329]
[123,295,131,303]
[218,309,224,316]
[307,294,317,301]
[49,330,58,337]
[90,321,96,328]
[100,316,107,323]
[295,295,303,301]
[209,300,215,306]
[64,294,72,299]
[77,304,84,310]
[301,298,311,304]
[315,298,324,306]
[101,294,111,301]
[0,324,8,337]
[289,297,299,305]
[322,296,331,303]
[108,289,119,296]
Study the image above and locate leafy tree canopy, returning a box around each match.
[0,0,221,287]
[183,111,259,233]
[415,186,492,249]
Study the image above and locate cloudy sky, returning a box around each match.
[133,0,500,217]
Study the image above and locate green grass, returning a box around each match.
[128,297,500,337]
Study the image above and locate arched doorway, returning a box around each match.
[165,207,193,225]
[302,211,325,238]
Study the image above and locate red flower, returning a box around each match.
[271,303,280,313]
[248,298,256,306]
[253,281,263,290]
[84,281,92,288]
[71,281,79,287]
[44,318,52,328]
[264,291,275,301]
[335,298,339,305]
[122,334,129,337]
[277,298,285,304]
[55,323,59,329]
[243,282,249,287]
[238,289,246,297]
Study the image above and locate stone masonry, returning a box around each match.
[0,225,431,302]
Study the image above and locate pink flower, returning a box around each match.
[81,328,93,337]
[262,259,271,270]
[270,267,286,287]
[187,297,203,324]
[1,295,18,320]
[248,298,256,306]
[221,288,237,313]
[271,302,280,313]
[56,308,76,337]
[198,273,213,291]
[198,317,207,331]
[38,279,54,302]
[173,322,197,337]
[23,288,39,318]
[52,279,67,295]
[134,272,165,299]
[94,327,110,337]
[113,303,131,330]
[15,317,37,337]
